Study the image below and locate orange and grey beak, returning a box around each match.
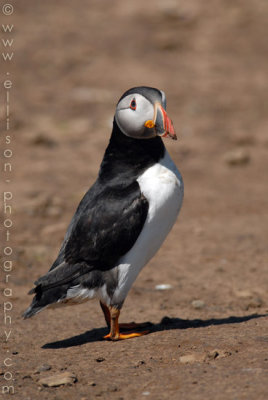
[145,102,177,140]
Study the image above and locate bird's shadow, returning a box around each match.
[42,313,267,349]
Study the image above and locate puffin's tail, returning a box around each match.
[23,261,91,319]
[23,283,69,318]
[23,295,49,318]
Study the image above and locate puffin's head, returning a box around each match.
[115,86,177,140]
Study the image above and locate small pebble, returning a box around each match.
[223,148,250,166]
[37,364,51,373]
[95,357,105,363]
[38,371,77,387]
[205,349,232,361]
[155,284,173,290]
[205,350,219,361]
[23,375,32,380]
[191,300,205,309]
[135,360,146,368]
[179,354,204,363]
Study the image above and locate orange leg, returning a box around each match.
[100,304,150,341]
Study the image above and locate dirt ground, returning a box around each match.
[1,0,268,399]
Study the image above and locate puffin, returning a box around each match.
[23,86,184,340]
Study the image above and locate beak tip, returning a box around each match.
[154,103,177,141]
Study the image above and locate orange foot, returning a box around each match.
[103,330,150,341]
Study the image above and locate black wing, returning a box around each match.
[23,180,149,318]
[56,180,148,271]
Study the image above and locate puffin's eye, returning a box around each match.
[130,99,136,110]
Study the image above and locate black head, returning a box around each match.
[115,86,176,140]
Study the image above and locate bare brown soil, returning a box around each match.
[1,1,268,399]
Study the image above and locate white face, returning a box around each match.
[115,93,155,139]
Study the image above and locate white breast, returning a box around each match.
[111,149,184,306]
